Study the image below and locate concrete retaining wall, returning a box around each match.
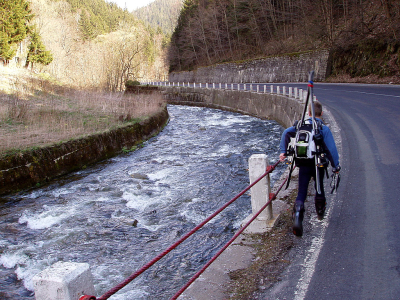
[0,107,169,195]
[169,50,331,84]
[162,86,304,128]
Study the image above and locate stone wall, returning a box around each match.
[161,86,304,128]
[169,50,331,84]
[0,107,169,195]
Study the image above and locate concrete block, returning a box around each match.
[248,154,272,222]
[33,262,95,300]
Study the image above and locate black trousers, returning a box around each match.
[295,164,326,205]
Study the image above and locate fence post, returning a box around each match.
[248,154,273,223]
[33,262,95,300]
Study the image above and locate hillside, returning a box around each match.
[133,0,183,35]
[169,0,400,82]
[1,0,169,90]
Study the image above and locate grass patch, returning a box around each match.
[0,69,165,158]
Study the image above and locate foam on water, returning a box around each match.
[0,105,285,299]
[0,252,28,269]
[19,205,77,230]
[123,192,160,212]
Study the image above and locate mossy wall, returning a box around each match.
[0,106,169,195]
[124,85,159,94]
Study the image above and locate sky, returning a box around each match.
[105,0,156,12]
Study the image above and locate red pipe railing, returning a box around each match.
[83,160,282,300]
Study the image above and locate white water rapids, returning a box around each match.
[0,105,285,299]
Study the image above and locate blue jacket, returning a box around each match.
[279,117,340,168]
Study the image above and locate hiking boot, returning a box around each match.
[292,203,304,236]
[315,196,326,220]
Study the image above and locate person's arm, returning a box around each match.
[279,126,296,161]
[321,126,340,169]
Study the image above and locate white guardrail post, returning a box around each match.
[163,82,302,102]
[33,262,95,300]
[248,154,273,225]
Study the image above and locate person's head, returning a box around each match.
[308,100,323,117]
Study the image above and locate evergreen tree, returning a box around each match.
[59,0,137,40]
[25,29,53,68]
[0,0,34,63]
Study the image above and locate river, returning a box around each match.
[0,105,284,299]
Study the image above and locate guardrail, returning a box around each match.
[144,81,317,103]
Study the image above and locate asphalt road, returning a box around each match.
[257,83,400,299]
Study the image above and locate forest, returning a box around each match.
[169,0,400,79]
[0,0,171,91]
[134,0,183,35]
[2,0,399,87]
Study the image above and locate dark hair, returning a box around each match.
[309,100,323,117]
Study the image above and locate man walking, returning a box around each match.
[279,101,340,236]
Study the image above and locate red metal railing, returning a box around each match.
[81,161,283,300]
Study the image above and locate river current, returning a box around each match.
[0,105,284,299]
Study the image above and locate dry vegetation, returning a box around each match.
[226,189,297,300]
[11,0,169,91]
[0,68,165,157]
